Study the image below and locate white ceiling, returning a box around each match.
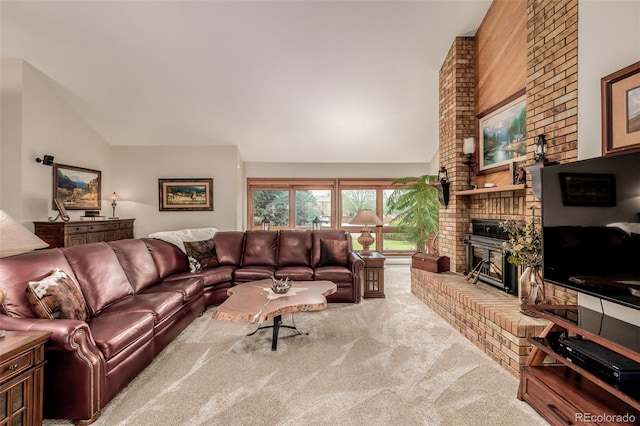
[1,0,491,163]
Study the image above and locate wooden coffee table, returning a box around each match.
[212,279,337,351]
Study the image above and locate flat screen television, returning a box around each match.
[541,150,640,310]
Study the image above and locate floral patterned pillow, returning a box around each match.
[184,238,219,272]
[25,269,89,321]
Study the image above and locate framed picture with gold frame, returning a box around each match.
[601,61,640,156]
[158,178,214,211]
[52,164,101,210]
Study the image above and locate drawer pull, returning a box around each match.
[7,364,19,371]
[547,404,572,425]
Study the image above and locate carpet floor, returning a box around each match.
[45,265,547,426]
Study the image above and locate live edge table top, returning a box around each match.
[212,280,337,325]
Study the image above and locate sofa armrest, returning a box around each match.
[0,315,98,353]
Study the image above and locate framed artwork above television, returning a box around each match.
[601,61,640,156]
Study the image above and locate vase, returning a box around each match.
[518,266,545,315]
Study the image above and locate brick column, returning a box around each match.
[438,37,475,272]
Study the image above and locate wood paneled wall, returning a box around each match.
[475,0,527,115]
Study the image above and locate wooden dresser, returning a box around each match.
[0,331,50,426]
[34,218,135,248]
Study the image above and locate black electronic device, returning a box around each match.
[555,337,640,396]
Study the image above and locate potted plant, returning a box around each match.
[386,175,448,272]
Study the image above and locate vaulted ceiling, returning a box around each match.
[1,1,491,163]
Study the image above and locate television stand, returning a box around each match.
[518,304,639,425]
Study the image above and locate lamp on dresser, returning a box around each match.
[350,209,383,255]
[109,192,121,219]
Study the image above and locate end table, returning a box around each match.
[357,252,385,298]
[0,331,50,426]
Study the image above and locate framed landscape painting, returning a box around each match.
[53,164,101,210]
[601,61,640,155]
[477,90,527,173]
[159,178,214,211]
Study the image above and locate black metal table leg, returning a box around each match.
[246,313,308,351]
[271,315,281,351]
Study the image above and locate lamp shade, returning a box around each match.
[0,210,49,258]
[349,210,383,226]
[108,192,121,202]
[463,138,475,155]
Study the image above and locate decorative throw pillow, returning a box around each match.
[25,269,89,321]
[184,238,218,272]
[318,238,349,267]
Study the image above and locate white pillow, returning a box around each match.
[606,222,640,236]
[148,227,219,252]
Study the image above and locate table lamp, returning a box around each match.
[350,209,383,255]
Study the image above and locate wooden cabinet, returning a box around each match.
[34,218,135,248]
[357,252,385,298]
[518,305,640,425]
[0,331,49,426]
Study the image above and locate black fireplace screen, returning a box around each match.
[463,219,518,294]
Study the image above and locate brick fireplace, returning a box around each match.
[411,0,581,378]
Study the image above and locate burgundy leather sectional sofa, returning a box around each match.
[0,229,362,424]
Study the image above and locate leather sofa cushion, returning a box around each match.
[98,292,183,324]
[142,277,203,303]
[234,266,275,282]
[89,311,154,360]
[314,266,353,283]
[242,231,278,266]
[278,230,312,267]
[214,232,245,265]
[165,265,235,286]
[142,238,189,278]
[25,269,88,321]
[110,239,161,293]
[63,243,133,315]
[275,266,313,281]
[0,248,78,318]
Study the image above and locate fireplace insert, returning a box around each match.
[464,219,518,294]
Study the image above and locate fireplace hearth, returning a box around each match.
[463,219,518,294]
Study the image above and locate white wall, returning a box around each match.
[0,60,23,221]
[0,60,113,229]
[578,0,640,160]
[110,145,242,237]
[245,162,430,179]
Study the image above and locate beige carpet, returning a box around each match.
[45,266,547,426]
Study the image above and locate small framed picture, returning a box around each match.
[559,173,616,207]
[510,161,526,185]
[159,178,214,211]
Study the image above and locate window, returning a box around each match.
[247,178,419,255]
[248,180,335,230]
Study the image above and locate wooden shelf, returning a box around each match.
[518,305,640,425]
[453,184,526,196]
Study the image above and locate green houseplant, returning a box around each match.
[385,175,440,254]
